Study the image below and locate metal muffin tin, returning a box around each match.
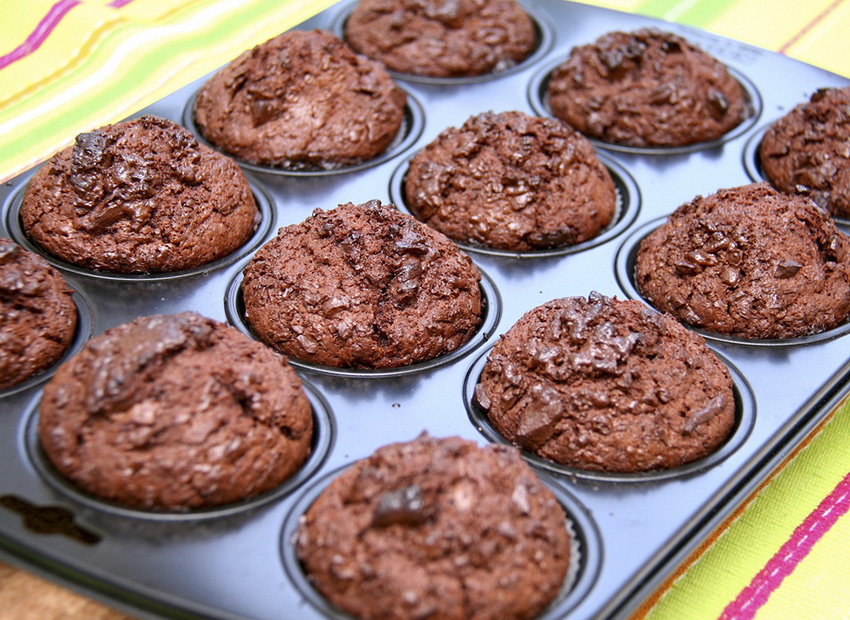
[2,1,850,618]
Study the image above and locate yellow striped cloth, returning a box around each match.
[1,0,337,182]
[2,2,850,620]
[2,0,849,183]
[637,395,850,620]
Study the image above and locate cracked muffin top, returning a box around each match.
[475,292,736,473]
[242,200,482,369]
[636,182,850,339]
[547,28,752,147]
[295,433,571,620]
[20,115,259,274]
[194,29,407,169]
[345,0,536,78]
[38,311,313,511]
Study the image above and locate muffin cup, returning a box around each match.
[743,123,850,228]
[23,380,335,522]
[463,344,755,483]
[528,58,763,156]
[614,217,850,347]
[224,263,502,379]
[330,0,557,86]
[0,288,94,398]
[182,89,425,178]
[4,170,277,282]
[390,152,641,258]
[280,459,602,620]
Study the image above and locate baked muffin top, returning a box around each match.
[20,115,259,274]
[547,29,751,147]
[242,200,482,368]
[636,182,850,339]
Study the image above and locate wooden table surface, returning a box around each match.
[0,560,131,620]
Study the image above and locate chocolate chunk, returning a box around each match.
[373,485,429,527]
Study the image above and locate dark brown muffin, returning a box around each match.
[547,28,752,147]
[38,312,313,511]
[405,110,617,251]
[0,239,77,390]
[474,293,736,473]
[295,433,571,620]
[242,200,482,368]
[19,115,259,274]
[344,0,536,78]
[635,182,850,339]
[193,29,407,169]
[759,86,850,218]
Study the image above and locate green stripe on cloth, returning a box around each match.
[643,397,850,620]
[634,0,740,23]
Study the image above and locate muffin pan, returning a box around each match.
[2,1,850,619]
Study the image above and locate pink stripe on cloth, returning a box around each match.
[107,0,136,7]
[778,0,847,54]
[0,0,81,70]
[720,471,850,620]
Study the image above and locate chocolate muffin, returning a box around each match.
[405,110,616,251]
[474,293,736,473]
[344,0,536,78]
[759,86,850,218]
[0,239,77,390]
[547,28,752,148]
[295,433,571,620]
[38,312,313,511]
[193,29,407,169]
[635,182,850,339]
[242,200,482,368]
[19,115,259,274]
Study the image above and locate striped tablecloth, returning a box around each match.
[2,2,850,619]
